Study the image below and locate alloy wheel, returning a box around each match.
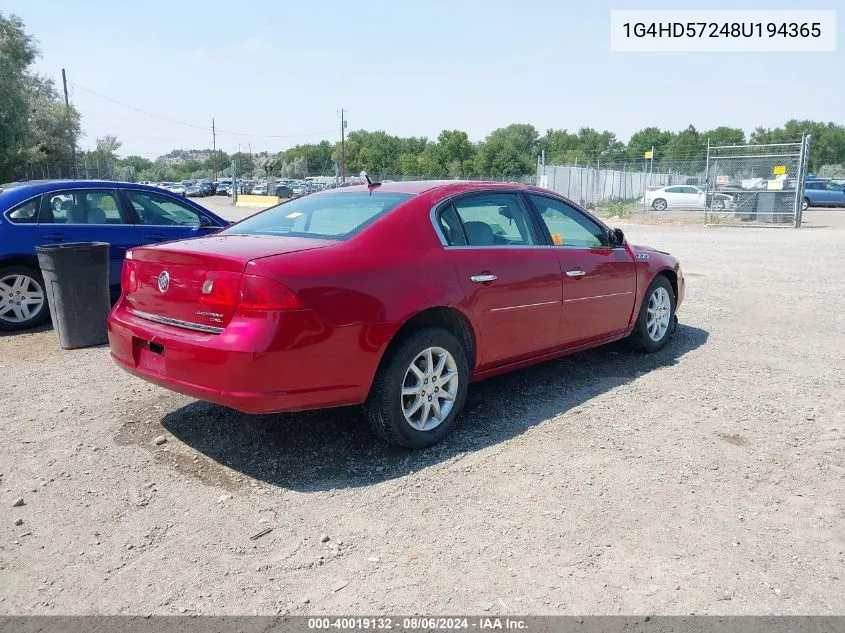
[400,346,459,431]
[0,273,45,324]
[646,286,671,342]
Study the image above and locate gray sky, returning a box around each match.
[8,0,843,158]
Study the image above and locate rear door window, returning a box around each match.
[42,190,127,224]
[450,193,537,246]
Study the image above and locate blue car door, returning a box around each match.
[120,189,224,245]
[823,182,845,206]
[39,188,141,294]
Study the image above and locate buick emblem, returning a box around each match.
[157,271,170,293]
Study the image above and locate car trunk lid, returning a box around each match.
[124,234,332,329]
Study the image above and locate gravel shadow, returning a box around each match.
[161,324,708,491]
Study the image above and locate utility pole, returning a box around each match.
[340,108,346,183]
[212,118,218,183]
[61,68,77,178]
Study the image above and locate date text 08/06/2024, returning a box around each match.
[307,617,528,630]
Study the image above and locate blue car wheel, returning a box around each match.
[0,265,49,331]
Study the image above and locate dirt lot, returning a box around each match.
[2,210,843,615]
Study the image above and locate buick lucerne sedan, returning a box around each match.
[108,181,684,448]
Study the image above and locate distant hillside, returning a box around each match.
[157,149,216,165]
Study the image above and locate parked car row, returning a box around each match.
[226,179,327,199]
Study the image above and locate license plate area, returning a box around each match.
[133,337,166,375]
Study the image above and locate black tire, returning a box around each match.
[802,198,810,211]
[364,327,469,449]
[628,275,676,353]
[652,198,667,211]
[712,198,725,211]
[0,265,50,332]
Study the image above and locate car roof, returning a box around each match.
[325,180,539,196]
[0,179,227,223]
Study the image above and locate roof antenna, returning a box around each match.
[360,170,381,189]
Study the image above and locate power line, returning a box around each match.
[216,127,338,139]
[69,82,209,130]
[69,80,339,140]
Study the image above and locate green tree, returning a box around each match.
[437,130,475,177]
[0,12,81,181]
[703,126,745,147]
[663,125,706,162]
[626,127,672,165]
[475,124,539,177]
[541,129,579,164]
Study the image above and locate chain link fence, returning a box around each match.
[10,160,132,183]
[539,142,810,227]
[704,139,809,227]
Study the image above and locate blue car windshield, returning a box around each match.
[222,191,413,240]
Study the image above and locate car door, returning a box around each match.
[526,194,637,346]
[687,186,706,207]
[821,182,844,206]
[39,188,140,293]
[830,183,845,207]
[804,182,822,206]
[121,189,223,245]
[435,192,563,369]
[661,187,681,207]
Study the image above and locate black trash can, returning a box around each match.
[36,242,111,350]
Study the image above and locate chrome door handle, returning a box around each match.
[470,274,497,283]
[566,269,586,278]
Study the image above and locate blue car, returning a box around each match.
[0,180,229,331]
[803,179,845,210]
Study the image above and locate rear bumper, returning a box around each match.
[107,302,383,414]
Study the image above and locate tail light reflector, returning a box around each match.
[239,275,303,311]
[121,259,138,292]
[199,272,303,311]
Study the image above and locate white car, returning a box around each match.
[164,183,187,196]
[645,185,733,211]
[251,185,267,195]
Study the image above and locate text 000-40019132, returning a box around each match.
[610,10,836,52]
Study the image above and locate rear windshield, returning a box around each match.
[223,191,413,240]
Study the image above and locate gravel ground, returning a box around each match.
[1,210,843,615]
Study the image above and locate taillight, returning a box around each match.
[199,271,241,308]
[239,275,303,311]
[199,272,303,311]
[121,259,138,292]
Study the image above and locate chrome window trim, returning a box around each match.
[127,307,224,334]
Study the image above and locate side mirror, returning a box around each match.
[609,227,625,247]
[199,216,215,227]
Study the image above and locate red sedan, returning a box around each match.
[108,180,684,448]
